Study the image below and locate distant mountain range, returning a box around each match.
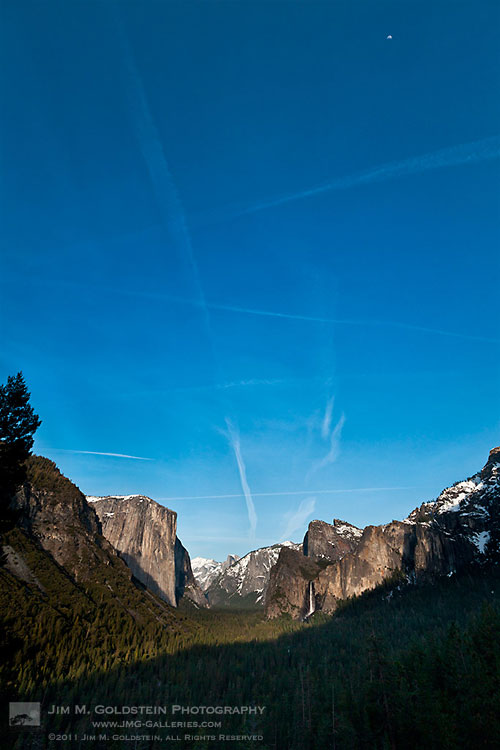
[203,541,301,608]
[191,554,240,591]
[3,446,498,627]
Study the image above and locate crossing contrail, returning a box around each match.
[158,486,411,501]
[113,9,267,535]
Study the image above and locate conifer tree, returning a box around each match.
[0,372,41,529]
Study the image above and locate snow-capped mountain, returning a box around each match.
[206,541,301,607]
[266,446,500,619]
[406,477,484,519]
[406,445,500,556]
[191,554,240,591]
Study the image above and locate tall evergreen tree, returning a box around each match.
[0,372,41,529]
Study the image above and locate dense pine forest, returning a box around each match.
[2,542,499,749]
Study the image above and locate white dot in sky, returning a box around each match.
[386,35,393,40]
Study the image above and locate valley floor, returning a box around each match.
[2,546,500,750]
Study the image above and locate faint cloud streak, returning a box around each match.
[312,412,346,475]
[321,396,335,439]
[280,497,316,541]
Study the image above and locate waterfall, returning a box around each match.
[304,581,315,619]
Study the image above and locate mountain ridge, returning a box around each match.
[265,446,500,618]
[191,554,240,591]
[206,540,301,607]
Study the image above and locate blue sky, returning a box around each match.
[1,0,499,560]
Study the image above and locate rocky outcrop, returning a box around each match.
[312,521,473,615]
[207,541,301,608]
[303,519,362,561]
[12,456,124,583]
[266,448,500,619]
[265,546,330,618]
[406,446,500,560]
[88,494,207,608]
[175,538,210,608]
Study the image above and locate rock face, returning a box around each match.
[174,538,210,608]
[303,519,363,561]
[266,447,500,619]
[207,541,301,607]
[88,494,207,608]
[12,457,123,583]
[87,495,177,605]
[191,554,240,591]
[264,546,331,619]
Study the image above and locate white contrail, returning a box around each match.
[60,450,153,461]
[224,418,258,537]
[23,277,500,345]
[111,7,217,367]
[235,135,500,216]
[157,486,410,501]
[280,497,316,541]
[219,378,287,389]
[205,301,500,344]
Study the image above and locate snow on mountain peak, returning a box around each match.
[191,554,240,591]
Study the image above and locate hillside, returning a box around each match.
[4,563,500,749]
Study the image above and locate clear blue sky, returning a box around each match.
[1,1,499,560]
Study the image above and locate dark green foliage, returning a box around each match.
[0,372,41,451]
[2,550,499,749]
[24,456,83,504]
[0,373,41,529]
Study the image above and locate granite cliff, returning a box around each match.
[88,494,207,608]
[266,447,500,619]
